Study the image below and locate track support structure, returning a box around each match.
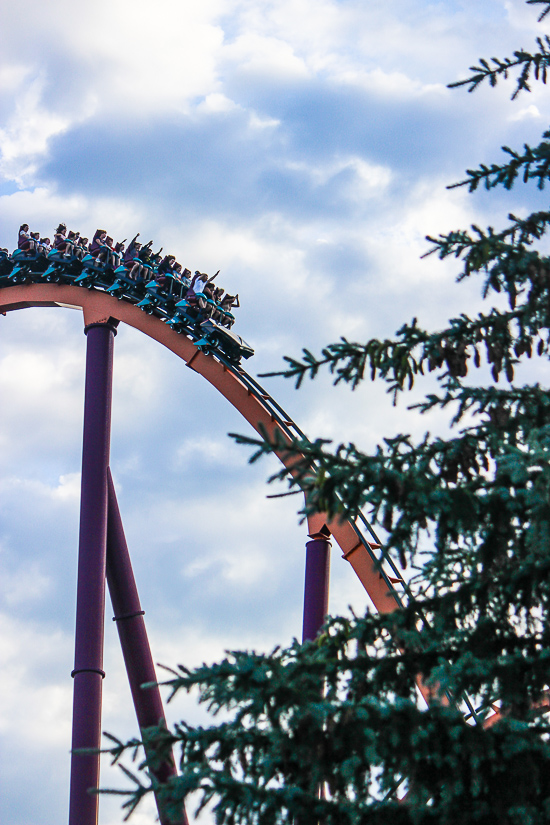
[301,533,331,818]
[302,534,331,643]
[106,471,188,825]
[68,320,185,824]
[69,321,117,825]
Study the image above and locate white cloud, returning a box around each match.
[248,111,281,129]
[0,562,53,607]
[336,67,447,100]
[509,103,541,121]
[0,75,70,184]
[51,472,81,501]
[285,155,392,198]
[0,64,34,93]
[224,30,311,78]
[0,614,72,745]
[198,92,239,114]
[174,435,243,468]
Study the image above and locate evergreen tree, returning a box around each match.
[104,2,550,822]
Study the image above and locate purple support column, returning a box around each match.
[106,470,188,825]
[301,534,331,819]
[302,535,331,643]
[69,320,117,825]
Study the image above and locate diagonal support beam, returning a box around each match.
[106,470,188,825]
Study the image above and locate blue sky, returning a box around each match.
[1,1,549,823]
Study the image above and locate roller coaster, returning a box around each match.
[1,244,253,365]
[0,239,411,825]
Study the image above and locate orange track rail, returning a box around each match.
[0,282,401,616]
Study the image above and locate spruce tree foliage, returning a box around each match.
[104,3,550,822]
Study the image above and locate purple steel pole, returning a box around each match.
[106,470,188,825]
[301,535,331,819]
[302,535,331,643]
[69,321,117,825]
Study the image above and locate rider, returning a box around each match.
[130,240,153,281]
[219,293,240,328]
[77,237,89,258]
[97,235,117,268]
[89,229,107,258]
[63,230,80,258]
[156,254,175,289]
[122,234,140,274]
[18,224,36,254]
[187,271,218,314]
[113,240,126,269]
[39,237,52,255]
[53,223,68,253]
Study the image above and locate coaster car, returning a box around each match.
[136,275,189,317]
[42,248,83,283]
[8,248,48,283]
[0,249,13,284]
[107,268,148,302]
[167,297,200,331]
[136,281,162,314]
[195,318,254,364]
[75,251,116,289]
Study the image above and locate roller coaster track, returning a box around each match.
[0,278,406,616]
[2,274,492,720]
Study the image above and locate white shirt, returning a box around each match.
[194,274,208,294]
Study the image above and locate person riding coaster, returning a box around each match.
[11,227,44,280]
[113,239,126,268]
[155,254,176,290]
[118,233,139,277]
[77,232,107,278]
[89,229,107,256]
[186,270,219,313]
[63,231,81,260]
[174,265,192,288]
[219,292,240,328]
[96,235,124,270]
[78,237,89,257]
[0,247,11,269]
[38,238,52,256]
[43,230,87,281]
[155,257,192,293]
[76,230,119,287]
[10,225,48,278]
[106,235,148,298]
[209,291,239,328]
[53,223,67,253]
[128,243,149,281]
[18,224,34,254]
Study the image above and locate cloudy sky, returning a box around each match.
[1,0,549,823]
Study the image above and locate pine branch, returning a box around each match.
[230,397,550,576]
[263,212,550,396]
[424,211,550,267]
[447,134,550,192]
[448,37,550,98]
[527,0,550,22]
[260,295,550,396]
